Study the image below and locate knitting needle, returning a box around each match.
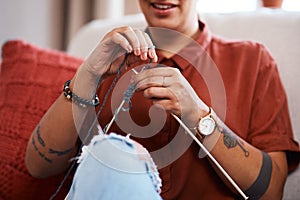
[104,69,139,134]
[105,67,248,199]
[104,63,151,134]
[170,113,248,200]
[104,100,126,134]
[131,68,247,198]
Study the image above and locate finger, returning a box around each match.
[126,54,150,67]
[120,26,141,56]
[143,87,179,113]
[134,67,177,84]
[142,66,176,77]
[143,87,173,99]
[135,76,166,91]
[101,26,133,52]
[143,32,158,62]
[134,29,149,60]
[106,30,133,53]
[152,99,180,114]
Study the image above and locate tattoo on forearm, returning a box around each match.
[32,135,52,163]
[31,124,74,163]
[217,124,249,157]
[245,152,272,199]
[49,148,73,156]
[36,125,46,147]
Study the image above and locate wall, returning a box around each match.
[0,0,140,59]
[0,0,63,57]
[0,0,298,58]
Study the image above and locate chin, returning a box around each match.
[147,18,179,29]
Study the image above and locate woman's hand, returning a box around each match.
[80,26,158,79]
[133,66,209,126]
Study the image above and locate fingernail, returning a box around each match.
[142,52,147,60]
[135,48,141,56]
[149,50,154,58]
[127,45,133,53]
[153,54,158,62]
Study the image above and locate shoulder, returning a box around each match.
[209,34,276,70]
[211,34,269,55]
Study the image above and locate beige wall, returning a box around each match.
[0,0,294,56]
[0,0,63,52]
[0,0,141,57]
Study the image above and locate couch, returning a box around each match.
[0,41,82,199]
[67,10,300,199]
[0,9,299,200]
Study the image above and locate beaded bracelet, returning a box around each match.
[63,80,100,108]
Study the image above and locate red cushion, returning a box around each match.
[0,40,83,200]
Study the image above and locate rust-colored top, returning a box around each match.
[96,21,300,199]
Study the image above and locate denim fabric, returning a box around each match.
[67,133,162,200]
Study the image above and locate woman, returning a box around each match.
[26,0,299,199]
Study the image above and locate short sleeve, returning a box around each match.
[247,45,299,172]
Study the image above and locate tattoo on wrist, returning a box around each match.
[217,124,249,157]
[31,124,74,163]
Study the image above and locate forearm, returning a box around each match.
[25,93,80,178]
[25,68,100,178]
[203,113,287,199]
[25,25,156,177]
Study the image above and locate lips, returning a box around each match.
[151,3,177,10]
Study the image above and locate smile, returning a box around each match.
[151,3,177,10]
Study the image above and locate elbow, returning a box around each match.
[25,146,73,179]
[246,178,285,200]
[260,187,284,200]
[25,155,63,179]
[260,158,288,199]
[25,142,55,179]
[261,173,286,200]
[246,151,288,200]
[25,153,49,179]
[26,168,48,179]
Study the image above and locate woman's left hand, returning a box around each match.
[133,66,209,126]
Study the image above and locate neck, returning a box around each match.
[149,21,201,58]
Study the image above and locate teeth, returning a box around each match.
[153,3,174,10]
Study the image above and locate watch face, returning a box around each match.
[199,117,216,136]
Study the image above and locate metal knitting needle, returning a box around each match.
[104,82,135,134]
[104,68,148,135]
[104,100,126,134]
[131,68,248,199]
[170,113,249,200]
[104,66,248,199]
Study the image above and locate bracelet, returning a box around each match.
[63,80,100,108]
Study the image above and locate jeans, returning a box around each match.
[66,133,162,200]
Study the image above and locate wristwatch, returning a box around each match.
[196,108,216,138]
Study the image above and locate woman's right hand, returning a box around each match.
[80,26,158,79]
